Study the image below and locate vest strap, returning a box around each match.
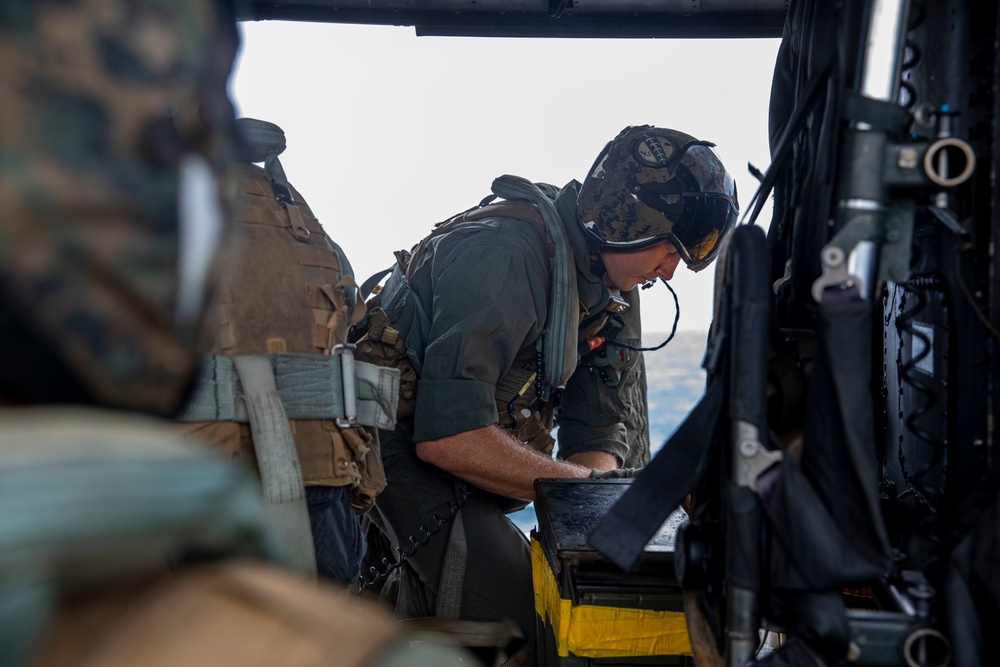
[179,352,400,431]
[435,504,467,619]
[231,356,317,576]
[490,176,579,393]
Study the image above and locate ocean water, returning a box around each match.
[509,505,538,535]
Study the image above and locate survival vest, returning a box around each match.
[176,119,399,572]
[353,176,641,456]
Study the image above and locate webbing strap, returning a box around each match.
[435,507,468,619]
[491,175,579,390]
[231,356,317,577]
[588,376,726,572]
[179,353,399,431]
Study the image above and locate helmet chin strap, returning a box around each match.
[616,278,680,353]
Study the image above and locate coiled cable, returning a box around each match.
[358,486,474,590]
[894,275,948,511]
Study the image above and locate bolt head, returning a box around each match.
[738,439,759,457]
[822,246,844,267]
[898,147,919,169]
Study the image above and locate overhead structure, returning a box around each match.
[238,0,789,38]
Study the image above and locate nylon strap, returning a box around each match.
[588,376,726,572]
[179,353,400,431]
[499,637,536,667]
[263,152,293,204]
[435,503,468,619]
[491,175,579,391]
[403,199,553,286]
[232,356,317,576]
[327,237,361,314]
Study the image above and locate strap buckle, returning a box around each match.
[333,343,358,428]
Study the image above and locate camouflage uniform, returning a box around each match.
[0,5,474,667]
[0,0,240,414]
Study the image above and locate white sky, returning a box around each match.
[231,21,780,333]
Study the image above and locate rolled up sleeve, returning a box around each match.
[556,289,646,466]
[411,231,549,443]
[555,364,631,465]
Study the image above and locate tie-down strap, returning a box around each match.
[178,347,400,430]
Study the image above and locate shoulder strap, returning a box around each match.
[460,201,554,257]
[366,177,579,395]
[490,175,579,393]
[404,200,554,285]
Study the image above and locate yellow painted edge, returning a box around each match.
[531,537,692,658]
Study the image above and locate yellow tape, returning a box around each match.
[531,538,691,658]
[516,372,538,398]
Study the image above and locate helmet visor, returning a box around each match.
[630,183,739,272]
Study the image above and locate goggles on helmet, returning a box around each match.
[578,126,739,273]
[623,180,739,272]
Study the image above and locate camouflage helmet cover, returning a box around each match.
[578,125,739,272]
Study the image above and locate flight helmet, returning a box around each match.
[578,125,739,272]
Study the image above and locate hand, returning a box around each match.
[589,467,640,479]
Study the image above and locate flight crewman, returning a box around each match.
[355,125,738,649]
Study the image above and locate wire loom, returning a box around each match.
[890,275,949,512]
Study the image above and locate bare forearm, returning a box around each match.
[566,449,618,471]
[415,425,591,500]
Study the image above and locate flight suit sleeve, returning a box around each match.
[411,232,550,443]
[556,364,633,465]
[556,289,647,466]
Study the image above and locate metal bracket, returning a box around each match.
[812,244,863,303]
[333,343,358,428]
[879,200,916,283]
[733,421,783,491]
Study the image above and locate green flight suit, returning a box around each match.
[369,181,648,641]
